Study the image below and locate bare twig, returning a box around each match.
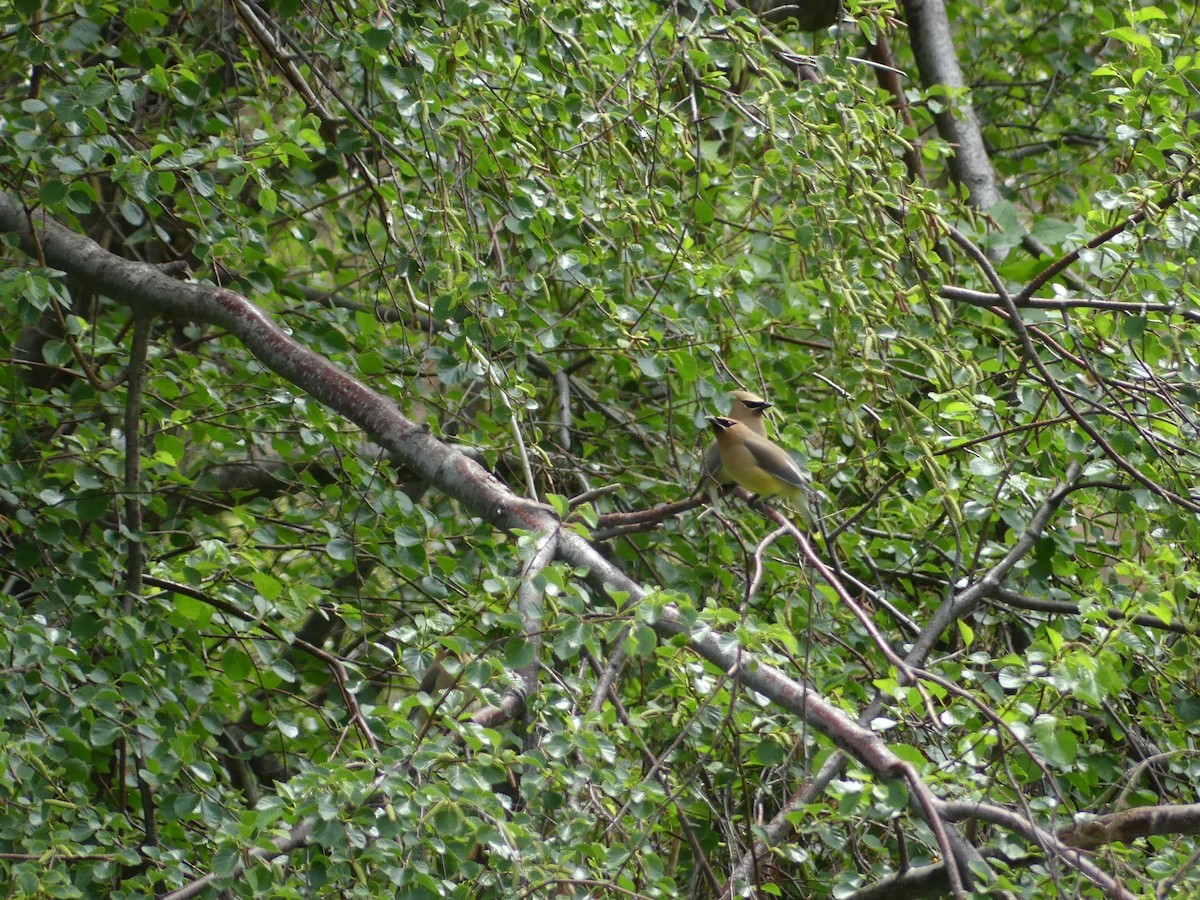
[555,367,572,451]
[941,285,1200,323]
[944,222,1200,513]
[1018,182,1200,302]
[938,799,1138,898]
[293,639,380,758]
[591,496,704,540]
[0,194,1126,900]
[122,314,151,613]
[159,819,316,900]
[746,525,789,606]
[471,530,558,727]
[728,459,1088,889]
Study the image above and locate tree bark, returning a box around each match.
[902,0,1000,210]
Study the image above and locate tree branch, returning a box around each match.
[0,194,1122,900]
[901,0,1000,209]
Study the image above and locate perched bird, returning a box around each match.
[705,415,812,522]
[696,391,772,497]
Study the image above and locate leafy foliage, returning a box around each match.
[2,0,1200,896]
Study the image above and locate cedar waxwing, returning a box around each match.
[705,415,812,522]
[696,391,772,497]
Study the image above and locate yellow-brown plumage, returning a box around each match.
[697,391,772,495]
[706,415,811,521]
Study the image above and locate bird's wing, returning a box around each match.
[700,441,722,479]
[744,438,806,488]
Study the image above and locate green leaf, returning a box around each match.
[39,180,68,205]
[1033,715,1078,768]
[624,623,657,659]
[252,572,283,601]
[326,537,354,560]
[504,637,535,669]
[223,648,253,680]
[636,355,664,378]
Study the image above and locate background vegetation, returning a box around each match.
[2,0,1200,896]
